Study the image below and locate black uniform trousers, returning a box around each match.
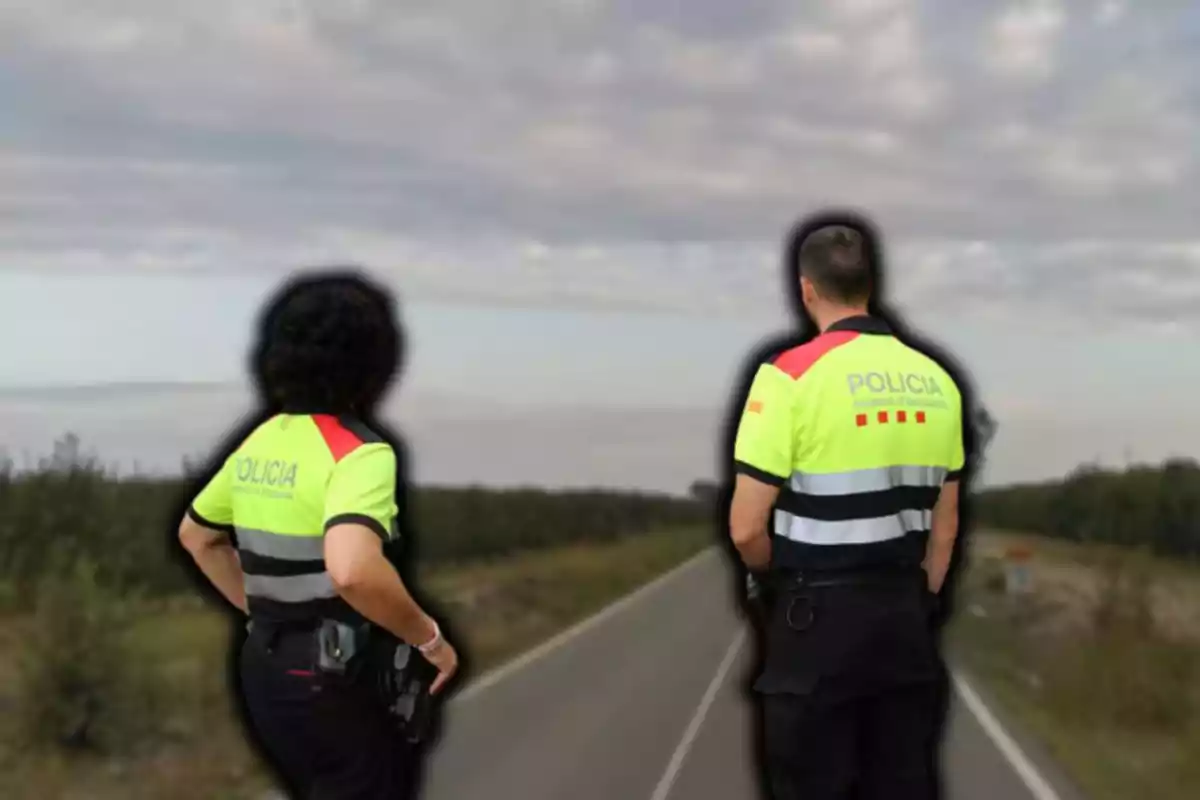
[754,572,948,800]
[238,620,418,800]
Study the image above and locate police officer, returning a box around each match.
[177,271,459,799]
[729,222,965,800]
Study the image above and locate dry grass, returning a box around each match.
[948,530,1200,800]
[968,530,1200,640]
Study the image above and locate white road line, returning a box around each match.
[951,670,1064,800]
[451,546,718,704]
[443,545,1063,800]
[648,628,748,800]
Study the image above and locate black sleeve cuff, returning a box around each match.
[186,506,234,534]
[325,513,389,540]
[945,469,963,482]
[734,461,787,487]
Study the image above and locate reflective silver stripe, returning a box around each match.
[789,465,947,496]
[774,509,932,546]
[236,527,325,561]
[244,572,338,603]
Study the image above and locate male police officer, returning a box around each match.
[729,222,964,800]
[178,272,458,799]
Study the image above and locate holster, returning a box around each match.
[315,619,372,678]
[746,571,776,626]
[366,636,438,745]
[313,620,437,744]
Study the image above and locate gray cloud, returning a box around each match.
[2,0,1199,326]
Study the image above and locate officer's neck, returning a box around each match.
[813,305,870,333]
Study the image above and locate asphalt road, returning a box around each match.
[419,549,1087,800]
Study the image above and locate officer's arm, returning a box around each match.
[925,398,967,593]
[925,480,960,593]
[730,475,780,571]
[179,458,248,614]
[322,444,440,648]
[730,363,795,571]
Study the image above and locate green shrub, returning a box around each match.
[14,558,162,754]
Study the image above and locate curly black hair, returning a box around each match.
[250,269,403,415]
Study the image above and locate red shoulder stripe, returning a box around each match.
[312,414,364,463]
[772,331,860,379]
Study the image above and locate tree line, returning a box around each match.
[974,458,1200,559]
[4,429,1196,613]
[0,434,708,609]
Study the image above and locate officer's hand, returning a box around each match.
[924,588,942,626]
[746,572,763,603]
[745,571,773,620]
[424,638,459,695]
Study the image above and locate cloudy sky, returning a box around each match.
[2,0,1199,491]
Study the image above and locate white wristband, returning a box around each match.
[417,621,442,655]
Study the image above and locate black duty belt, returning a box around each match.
[767,567,925,632]
[247,617,318,632]
[247,617,320,650]
[771,566,924,591]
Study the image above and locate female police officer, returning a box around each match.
[177,270,458,799]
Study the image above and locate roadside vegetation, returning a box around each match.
[6,431,1197,799]
[948,457,1200,800]
[0,434,712,800]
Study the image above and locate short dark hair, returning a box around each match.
[252,269,402,415]
[796,223,873,304]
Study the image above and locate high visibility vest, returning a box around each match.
[188,413,400,623]
[733,315,965,572]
